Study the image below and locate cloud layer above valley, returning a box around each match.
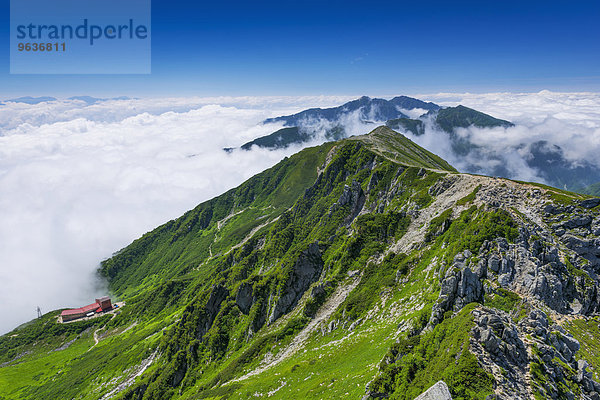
[0,91,598,334]
[418,91,600,175]
[0,96,356,334]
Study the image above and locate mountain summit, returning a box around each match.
[1,127,600,400]
[263,95,440,126]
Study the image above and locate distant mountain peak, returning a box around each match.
[432,105,514,133]
[263,95,439,127]
[5,96,57,104]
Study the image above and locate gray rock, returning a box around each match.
[561,334,581,353]
[531,272,565,312]
[562,215,593,230]
[455,267,483,309]
[235,282,253,314]
[473,259,487,279]
[428,176,458,196]
[269,243,324,324]
[563,235,600,266]
[414,381,452,400]
[498,273,512,288]
[197,284,228,340]
[488,256,500,273]
[593,220,600,236]
[487,314,505,334]
[544,203,562,214]
[580,198,600,209]
[481,328,499,354]
[330,180,366,225]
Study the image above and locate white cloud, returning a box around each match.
[397,107,428,119]
[404,91,600,177]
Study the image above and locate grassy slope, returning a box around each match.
[100,141,336,298]
[580,182,600,197]
[352,126,457,172]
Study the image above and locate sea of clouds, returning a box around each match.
[0,91,598,334]
[411,90,600,183]
[0,95,357,334]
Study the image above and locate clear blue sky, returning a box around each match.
[1,0,599,96]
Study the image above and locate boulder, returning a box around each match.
[580,198,600,209]
[414,381,452,400]
[488,256,500,273]
[543,203,561,215]
[562,215,593,230]
[564,235,600,266]
[455,267,483,309]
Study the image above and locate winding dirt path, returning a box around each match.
[391,174,483,254]
[231,276,361,383]
[100,351,157,400]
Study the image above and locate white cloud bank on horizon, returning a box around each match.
[0,91,598,334]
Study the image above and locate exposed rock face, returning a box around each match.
[471,306,600,400]
[235,282,253,315]
[414,381,453,400]
[564,235,600,268]
[580,198,600,209]
[415,181,600,398]
[427,250,484,329]
[471,307,529,399]
[269,243,324,324]
[197,284,228,341]
[330,179,366,225]
[429,216,600,328]
[428,175,459,197]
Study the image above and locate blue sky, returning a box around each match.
[1,0,599,96]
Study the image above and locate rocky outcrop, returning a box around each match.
[471,307,530,399]
[330,180,366,225]
[269,243,324,324]
[197,284,228,341]
[427,250,484,329]
[428,175,459,197]
[471,306,600,400]
[235,282,253,315]
[580,198,600,209]
[563,235,600,268]
[414,381,453,400]
[428,219,600,328]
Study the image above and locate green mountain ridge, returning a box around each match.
[238,100,510,152]
[581,182,600,196]
[432,105,514,133]
[1,126,600,400]
[234,96,599,195]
